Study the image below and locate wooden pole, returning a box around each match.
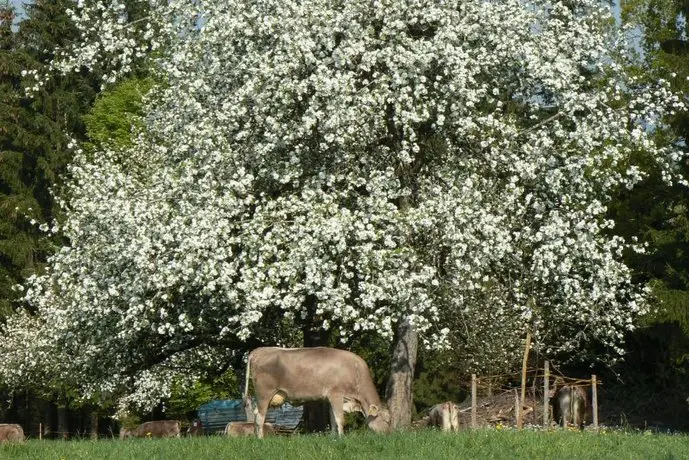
[471,374,477,429]
[518,330,531,429]
[592,374,598,430]
[543,360,550,428]
[39,423,42,440]
[514,389,520,428]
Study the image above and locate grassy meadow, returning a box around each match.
[1,429,688,460]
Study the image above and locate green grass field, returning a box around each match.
[1,429,688,460]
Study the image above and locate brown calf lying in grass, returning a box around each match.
[120,420,181,439]
[224,421,276,437]
[0,424,24,442]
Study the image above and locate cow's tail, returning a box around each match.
[243,352,255,422]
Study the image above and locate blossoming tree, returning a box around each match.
[1,0,685,425]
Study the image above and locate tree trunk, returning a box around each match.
[42,399,54,439]
[90,410,99,440]
[57,404,69,440]
[25,393,43,440]
[385,317,418,430]
[301,295,331,433]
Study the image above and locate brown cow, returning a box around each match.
[119,420,181,439]
[427,401,460,432]
[244,347,391,438]
[0,424,24,442]
[224,421,276,437]
[550,385,589,429]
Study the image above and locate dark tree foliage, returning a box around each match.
[0,1,160,435]
[614,0,689,335]
[0,0,101,316]
[0,0,105,435]
[599,0,689,430]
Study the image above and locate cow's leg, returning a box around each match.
[328,404,340,435]
[558,390,571,428]
[244,395,255,423]
[328,395,345,436]
[572,397,584,429]
[254,397,271,439]
[560,405,569,428]
[450,404,459,432]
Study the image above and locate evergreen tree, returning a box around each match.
[618,0,689,319]
[595,0,689,429]
[0,0,100,316]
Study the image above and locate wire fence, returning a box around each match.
[460,361,600,430]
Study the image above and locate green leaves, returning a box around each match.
[83,78,154,151]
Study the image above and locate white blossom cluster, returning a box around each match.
[1,0,685,411]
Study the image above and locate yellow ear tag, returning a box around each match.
[368,404,379,416]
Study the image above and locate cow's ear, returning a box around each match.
[368,404,379,416]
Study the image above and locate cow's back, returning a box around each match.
[251,347,366,399]
[0,424,24,442]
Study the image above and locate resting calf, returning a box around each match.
[119,420,181,439]
[0,424,24,442]
[225,421,276,437]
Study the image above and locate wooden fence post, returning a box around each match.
[543,360,550,428]
[519,330,531,430]
[592,374,598,430]
[471,374,477,429]
[514,389,520,428]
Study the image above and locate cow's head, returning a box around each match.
[187,419,203,436]
[366,404,392,433]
